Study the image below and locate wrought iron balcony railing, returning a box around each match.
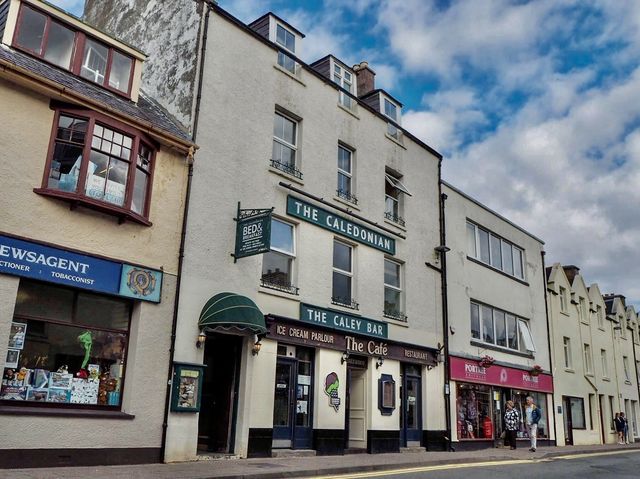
[336,189,358,205]
[384,211,405,227]
[260,278,300,295]
[331,296,359,310]
[270,158,303,180]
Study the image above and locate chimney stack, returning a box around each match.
[562,265,580,284]
[353,61,376,97]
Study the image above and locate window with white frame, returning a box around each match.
[383,98,401,139]
[337,145,356,204]
[385,173,411,226]
[559,287,567,312]
[563,336,572,369]
[597,305,604,329]
[466,222,525,280]
[469,302,531,352]
[332,240,356,309]
[333,63,354,108]
[579,297,588,323]
[272,112,301,178]
[276,24,296,74]
[623,356,631,381]
[261,219,296,293]
[583,343,593,374]
[601,349,609,378]
[383,259,404,321]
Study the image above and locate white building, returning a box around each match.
[85,2,447,461]
[546,263,640,445]
[443,182,554,449]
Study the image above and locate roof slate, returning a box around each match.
[0,44,191,144]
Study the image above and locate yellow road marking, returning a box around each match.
[307,449,640,479]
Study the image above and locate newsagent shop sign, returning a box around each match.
[286,196,396,255]
[0,234,162,302]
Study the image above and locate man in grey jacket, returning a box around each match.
[525,396,541,452]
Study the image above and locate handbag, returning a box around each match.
[500,430,506,439]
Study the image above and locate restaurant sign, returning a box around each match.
[449,356,553,393]
[268,318,436,366]
[0,234,163,303]
[286,196,395,254]
[300,303,388,339]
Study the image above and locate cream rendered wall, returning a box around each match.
[0,75,188,451]
[367,357,401,431]
[314,349,346,429]
[0,79,188,273]
[169,10,443,459]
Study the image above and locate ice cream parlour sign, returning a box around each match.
[0,234,162,303]
[268,318,437,366]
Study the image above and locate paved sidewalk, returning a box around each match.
[2,443,640,479]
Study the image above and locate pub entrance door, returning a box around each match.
[345,356,368,450]
[400,364,422,447]
[198,333,241,453]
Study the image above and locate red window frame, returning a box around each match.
[12,3,135,98]
[34,107,157,226]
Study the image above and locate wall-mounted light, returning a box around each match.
[426,364,434,371]
[252,338,262,356]
[376,356,385,369]
[341,351,350,364]
[434,245,451,254]
[196,330,206,348]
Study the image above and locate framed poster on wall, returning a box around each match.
[170,362,206,413]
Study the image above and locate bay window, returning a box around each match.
[37,109,156,224]
[13,4,134,96]
[470,301,534,353]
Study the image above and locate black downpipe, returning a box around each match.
[438,169,453,452]
[160,1,211,462]
[540,251,558,446]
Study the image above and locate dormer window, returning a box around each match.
[276,24,296,73]
[383,98,401,139]
[13,4,134,96]
[333,63,353,108]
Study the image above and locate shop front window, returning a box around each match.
[456,383,491,440]
[1,281,130,408]
[511,390,549,439]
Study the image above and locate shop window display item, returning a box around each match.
[1,280,130,409]
[456,383,491,439]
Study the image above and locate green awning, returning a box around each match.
[198,292,267,335]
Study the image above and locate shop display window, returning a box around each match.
[456,383,491,439]
[510,390,549,439]
[1,280,130,408]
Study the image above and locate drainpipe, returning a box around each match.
[541,251,558,446]
[160,0,211,462]
[438,170,452,452]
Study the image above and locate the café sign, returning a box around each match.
[286,196,395,255]
[300,303,388,339]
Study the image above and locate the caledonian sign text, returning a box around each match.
[300,303,388,339]
[286,196,395,254]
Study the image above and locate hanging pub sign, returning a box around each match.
[286,196,395,255]
[232,202,273,262]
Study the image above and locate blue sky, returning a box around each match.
[53,0,640,305]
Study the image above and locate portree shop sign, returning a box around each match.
[233,203,273,261]
[286,196,395,255]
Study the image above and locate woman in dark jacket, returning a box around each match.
[504,400,520,450]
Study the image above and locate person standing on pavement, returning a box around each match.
[525,396,541,452]
[504,400,519,450]
[614,412,625,444]
[621,412,629,444]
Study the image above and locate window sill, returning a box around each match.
[598,327,606,331]
[602,377,611,382]
[625,380,632,385]
[258,285,301,300]
[384,316,410,328]
[585,373,594,377]
[268,166,304,185]
[385,133,407,150]
[469,340,534,359]
[337,102,360,120]
[384,218,407,232]
[273,64,306,86]
[0,404,135,419]
[580,320,590,325]
[333,195,360,211]
[466,256,529,286]
[565,368,575,373]
[34,188,152,226]
[560,311,570,317]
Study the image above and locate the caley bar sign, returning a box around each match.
[287,196,395,255]
[300,303,388,339]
